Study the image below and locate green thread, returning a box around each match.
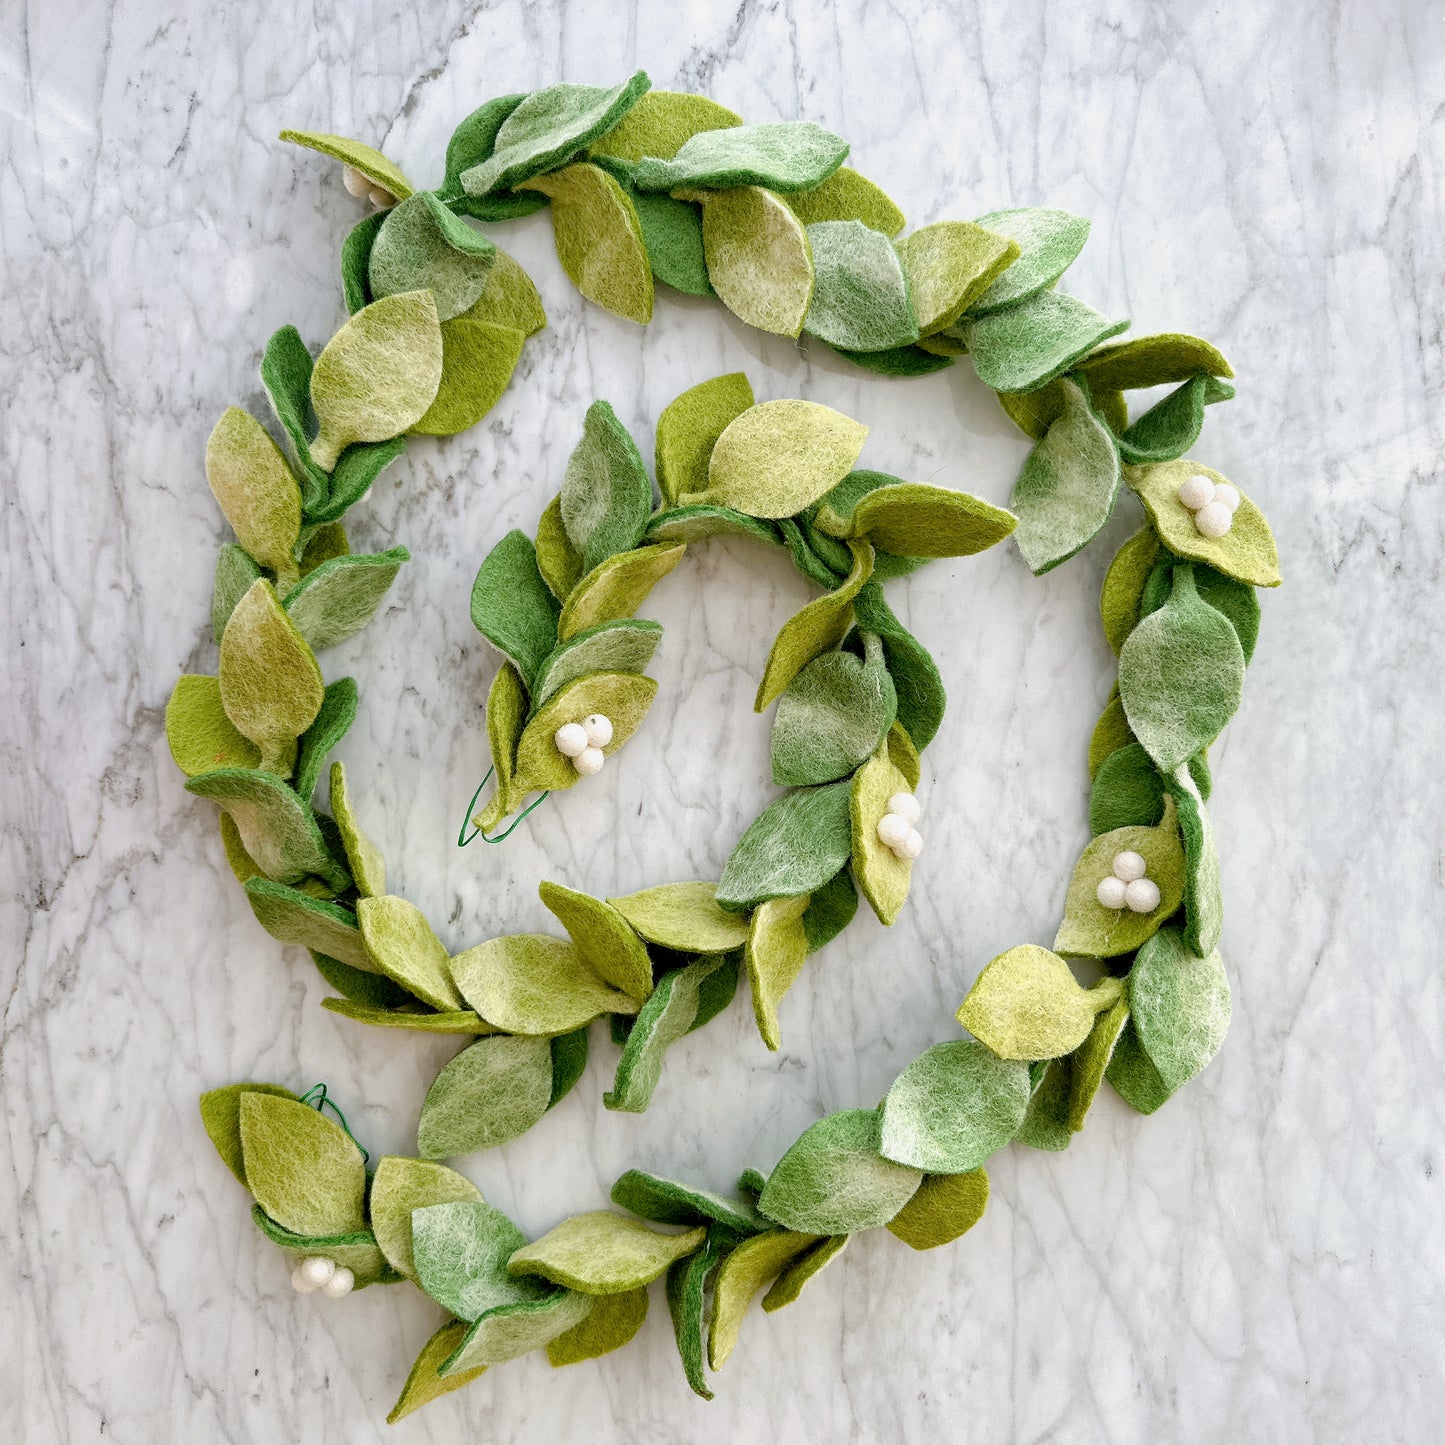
[298,1082,369,1164]
[457,766,551,846]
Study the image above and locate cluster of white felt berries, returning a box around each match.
[291,1255,354,1298]
[1095,850,1161,913]
[341,164,397,210]
[554,714,614,776]
[1177,473,1241,539]
[876,791,924,861]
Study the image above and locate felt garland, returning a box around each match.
[178,76,1282,1425]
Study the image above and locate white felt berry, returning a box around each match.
[1096,875,1128,910]
[1212,481,1242,513]
[321,1265,356,1298]
[368,186,397,208]
[341,164,370,198]
[894,827,924,861]
[887,791,921,825]
[1124,877,1161,913]
[1177,474,1215,511]
[876,813,911,850]
[1111,850,1147,883]
[582,714,613,748]
[574,746,605,777]
[1194,500,1233,538]
[554,722,589,758]
[295,1255,335,1290]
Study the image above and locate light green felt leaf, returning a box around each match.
[1129,925,1231,1091]
[1106,1016,1176,1114]
[561,400,654,572]
[1140,557,1261,665]
[969,207,1090,315]
[635,121,847,194]
[470,529,561,688]
[477,663,529,834]
[369,1156,483,1281]
[413,1200,548,1321]
[442,1291,596,1375]
[771,638,896,787]
[607,881,752,953]
[205,407,302,586]
[880,1040,1032,1173]
[249,1209,397,1288]
[654,372,755,506]
[199,1083,299,1187]
[368,192,496,321]
[166,675,262,776]
[604,956,721,1112]
[896,221,1019,334]
[590,89,742,162]
[244,878,368,969]
[547,1287,650,1366]
[1074,332,1233,391]
[329,761,385,897]
[955,944,1099,1060]
[821,481,1016,559]
[457,247,547,336]
[356,895,464,1011]
[309,291,444,471]
[279,129,413,199]
[716,780,854,911]
[786,165,905,236]
[558,542,686,639]
[321,999,489,1034]
[238,1092,366,1237]
[282,545,408,652]
[539,880,654,1003]
[212,543,263,645]
[965,290,1129,394]
[387,1320,487,1424]
[802,220,918,352]
[513,672,659,793]
[535,494,585,602]
[744,894,811,1051]
[886,1168,989,1250]
[451,935,638,1035]
[1166,761,1223,956]
[646,505,778,546]
[1010,378,1121,574]
[849,747,914,926]
[694,186,815,337]
[533,618,661,706]
[611,1170,766,1236]
[709,1228,822,1368]
[1066,994,1131,1133]
[417,1034,555,1158]
[507,1211,707,1295]
[1101,526,1162,654]
[412,318,525,436]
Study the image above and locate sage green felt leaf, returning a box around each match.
[329,760,385,898]
[1129,925,1231,1091]
[417,1034,556,1158]
[744,894,811,1050]
[520,164,654,324]
[292,676,357,801]
[442,93,527,194]
[205,407,302,586]
[513,672,659,792]
[1009,378,1121,574]
[1118,563,1246,772]
[533,619,661,706]
[667,1229,725,1397]
[340,210,385,314]
[411,318,525,436]
[309,291,444,471]
[368,192,496,323]
[460,73,651,196]
[535,494,584,602]
[771,637,896,787]
[611,1170,766,1235]
[965,291,1129,394]
[507,1211,707,1295]
[238,1092,366,1237]
[557,542,686,639]
[1015,1058,1072,1151]
[994,374,1129,441]
[590,88,743,162]
[1113,374,1234,465]
[759,1109,920,1234]
[457,248,547,336]
[849,747,915,926]
[367,1156,483,1281]
[279,129,413,200]
[654,372,755,506]
[212,543,263,645]
[833,341,956,376]
[802,220,918,352]
[561,400,653,572]
[244,878,368,969]
[709,1228,822,1368]
[646,505,779,546]
[470,529,561,688]
[442,1291,596,1375]
[1066,994,1131,1132]
[880,1041,1032,1173]
[1165,762,1223,956]
[387,1319,487,1424]
[635,122,848,194]
[539,880,654,1003]
[321,999,489,1034]
[1054,799,1187,958]
[969,207,1090,315]
[219,579,325,771]
[547,1287,650,1366]
[249,1210,398,1288]
[1101,527,1163,654]
[604,956,721,1112]
[716,780,854,911]
[697,400,868,519]
[955,944,1102,1060]
[356,895,464,1011]
[412,1201,548,1321]
[631,189,712,297]
[786,165,905,235]
[819,481,1016,559]
[886,1168,990,1250]
[606,881,752,953]
[1106,1017,1175,1114]
[166,675,262,776]
[199,1083,299,1187]
[476,663,529,835]
[853,585,946,750]
[1140,557,1261,665]
[1127,460,1282,587]
[283,545,408,652]
[451,935,638,1035]
[1088,690,1136,778]
[1074,332,1233,392]
[896,221,1019,334]
[693,186,815,337]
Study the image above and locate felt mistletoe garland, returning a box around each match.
[180,75,1282,1425]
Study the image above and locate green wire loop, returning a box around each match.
[457,766,551,846]
[299,1082,369,1165]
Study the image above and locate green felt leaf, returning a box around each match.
[369,1156,483,1281]
[387,1319,487,1424]
[646,505,778,546]
[604,956,722,1113]
[820,481,1016,559]
[709,1228,822,1368]
[442,93,527,194]
[716,780,854,912]
[543,1028,589,1112]
[311,946,408,1010]
[238,1092,366,1236]
[368,192,496,322]
[340,210,383,315]
[212,543,264,645]
[292,676,357,800]
[257,324,330,514]
[539,880,654,1003]
[635,121,847,194]
[1129,925,1231,1091]
[457,248,547,336]
[607,881,752,953]
[590,88,742,162]
[993,375,1128,442]
[329,760,385,898]
[304,435,408,526]
[879,1041,1032,1173]
[786,165,905,235]
[442,1291,596,1375]
[800,867,859,953]
[969,207,1090,315]
[451,934,638,1035]
[744,894,811,1050]
[770,636,896,787]
[895,222,1018,337]
[205,407,302,587]
[693,186,815,337]
[1066,994,1131,1133]
[1091,742,1182,834]
[1101,527,1163,654]
[283,545,408,652]
[507,1211,707,1294]
[1009,378,1121,574]
[356,895,464,1011]
[833,341,957,376]
[1141,557,1261,665]
[1074,332,1233,392]
[1114,373,1234,465]
[885,1168,990,1251]
[412,318,525,436]
[849,746,915,926]
[166,675,262,776]
[1088,689,1135,779]
[417,1034,555,1158]
[199,1083,299,1187]
[471,529,561,688]
[1165,762,1224,956]
[547,1286,649,1366]
[760,1233,848,1312]
[691,953,741,1032]
[244,878,368,969]
[611,1170,766,1236]
[561,400,653,572]
[654,372,755,506]
[533,618,661,707]
[249,1209,398,1288]
[413,1200,548,1321]
[965,291,1128,394]
[279,128,413,200]
[321,999,489,1034]
[885,718,922,789]
[1105,1017,1176,1114]
[666,1229,724,1397]
[631,189,712,297]
[956,944,1110,1060]
[513,672,659,793]
[477,663,529,834]
[852,585,946,751]
[802,220,918,352]
[779,517,847,588]
[557,542,686,639]
[535,494,585,602]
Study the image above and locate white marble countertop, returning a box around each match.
[3,3,1441,1441]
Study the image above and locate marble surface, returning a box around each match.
[3,3,1442,1441]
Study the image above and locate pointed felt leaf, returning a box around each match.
[896,221,1019,334]
[558,542,685,639]
[631,188,712,296]
[199,1083,299,1187]
[387,1320,487,1424]
[368,192,495,322]
[709,1228,822,1368]
[443,93,528,193]
[1164,762,1224,955]
[1114,373,1234,465]
[457,247,547,335]
[965,291,1129,394]
[477,662,529,834]
[205,407,302,585]
[744,894,811,1051]
[329,760,385,898]
[771,638,896,787]
[212,543,264,645]
[760,1233,847,1312]
[166,675,262,776]
[416,1034,555,1158]
[321,999,488,1034]
[1106,1017,1175,1114]
[646,505,779,548]
[249,1210,397,1287]
[1128,925,1231,1091]
[956,944,1101,1060]
[292,677,357,802]
[1074,332,1233,391]
[1066,994,1131,1132]
[606,881,752,953]
[513,672,659,792]
[238,1092,366,1237]
[834,341,955,375]
[634,122,847,194]
[369,1156,483,1281]
[802,220,918,352]
[1090,742,1182,834]
[853,584,946,749]
[1101,527,1163,654]
[244,878,368,969]
[258,324,330,513]
[822,481,1015,559]
[535,494,584,601]
[532,619,661,707]
[611,1170,766,1235]
[716,780,854,911]
[304,435,408,526]
[283,545,408,652]
[786,165,905,235]
[279,129,413,199]
[356,895,464,1011]
[1140,557,1261,665]
[442,1291,595,1375]
[695,186,815,337]
[470,529,561,688]
[451,935,638,1035]
[411,318,525,436]
[969,207,1090,315]
[666,1229,724,1396]
[547,1287,649,1366]
[849,747,915,925]
[654,372,755,506]
[1088,689,1135,778]
[561,400,653,572]
[886,1168,989,1250]
[995,374,1128,440]
[604,956,722,1113]
[340,210,384,314]
[507,1211,707,1294]
[412,1200,548,1321]
[312,949,410,1010]
[590,88,742,161]
[539,880,653,1002]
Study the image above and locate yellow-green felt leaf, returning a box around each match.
[198,1082,299,1188]
[328,760,385,897]
[824,481,1016,559]
[476,662,529,835]
[744,893,811,1051]
[412,318,525,436]
[535,494,585,603]
[238,1092,366,1237]
[654,372,755,506]
[787,165,905,236]
[547,1287,650,1365]
[1088,689,1136,778]
[166,675,262,776]
[1074,332,1233,391]
[886,1169,989,1250]
[709,1228,821,1368]
[693,185,815,337]
[1101,527,1163,654]
[956,944,1097,1060]
[279,129,414,199]
[607,881,752,953]
[761,1233,848,1311]
[204,407,302,586]
[850,748,914,925]
[539,880,654,1003]
[369,1156,483,1281]
[506,1211,707,1294]
[996,377,1128,440]
[557,542,685,639]
[387,1320,486,1424]
[356,895,464,1011]
[895,222,1019,335]
[590,89,742,162]
[458,246,546,336]
[514,672,659,792]
[450,935,639,1035]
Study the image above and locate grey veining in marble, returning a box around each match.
[3,2,1442,1441]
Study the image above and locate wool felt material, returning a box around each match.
[476,664,529,834]
[690,954,741,1032]
[785,164,904,235]
[1074,332,1233,392]
[1009,378,1121,575]
[759,1233,848,1313]
[778,517,847,589]
[520,164,654,324]
[1105,1017,1176,1114]
[885,719,923,789]
[715,779,854,911]
[833,342,956,376]
[801,867,859,955]
[895,221,1020,335]
[547,1287,649,1366]
[646,504,779,546]
[412,1201,547,1321]
[692,185,815,337]
[442,93,527,196]
[1128,925,1231,1092]
[611,1170,766,1236]
[801,220,918,352]
[1088,689,1137,778]
[737,1168,768,1200]
[535,495,585,601]
[879,1040,1032,1174]
[199,1083,299,1188]
[1118,563,1246,772]
[994,375,1129,441]
[1066,994,1131,1133]
[1113,373,1234,465]
[368,192,497,322]
[279,128,414,200]
[244,878,369,969]
[1167,762,1224,956]
[470,529,561,688]
[258,325,330,513]
[606,881,752,953]
[1053,800,1187,958]
[321,999,488,1034]
[457,247,547,336]
[744,894,811,1051]
[770,639,896,787]
[548,1027,591,1110]
[1141,557,1261,665]
[853,585,946,750]
[304,434,408,528]
[356,895,464,1011]
[589,89,743,163]
[630,189,712,297]
[885,1168,990,1250]
[237,1092,367,1237]
[968,207,1090,315]
[818,482,1017,559]
[1089,742,1197,835]
[442,1290,596,1376]
[283,545,409,652]
[965,290,1130,395]
[460,72,651,196]
[506,1211,707,1295]
[387,1320,486,1424]
[513,672,659,792]
[341,211,384,314]
[653,371,755,506]
[557,541,685,639]
[956,944,1108,1061]
[291,676,357,802]
[451,935,638,1035]
[249,1210,397,1287]
[205,407,303,586]
[708,1228,822,1369]
[212,544,263,645]
[849,748,915,926]
[665,1229,725,1398]
[367,1156,484,1282]
[634,121,848,194]
[533,618,662,708]
[166,675,262,776]
[1100,527,1163,654]
[412,318,525,436]
[539,880,654,1002]
[328,761,385,898]
[416,1034,555,1158]
[603,957,720,1113]
[561,399,654,573]
[1013,1059,1071,1152]
[299,521,349,577]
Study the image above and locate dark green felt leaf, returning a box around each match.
[258,324,328,514]
[715,780,854,912]
[293,677,357,801]
[853,585,946,750]
[1165,762,1224,957]
[244,878,367,969]
[832,342,955,376]
[443,93,527,196]
[561,400,653,574]
[770,636,896,787]
[801,868,858,953]
[665,1229,725,1399]
[470,529,561,688]
[304,437,408,526]
[311,949,412,1009]
[1141,557,1260,665]
[1105,1017,1176,1114]
[633,190,712,297]
[340,211,386,315]
[1114,373,1235,465]
[548,1027,591,1110]
[611,1169,766,1235]
[283,546,409,651]
[689,952,740,1032]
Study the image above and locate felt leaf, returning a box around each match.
[1009,378,1121,574]
[205,407,302,585]
[1088,689,1136,778]
[1075,332,1233,392]
[451,935,638,1035]
[299,522,349,577]
[212,543,263,645]
[442,1291,595,1375]
[557,542,685,639]
[219,579,324,771]
[691,953,741,1032]
[590,88,743,162]
[238,1092,366,1237]
[759,1109,920,1234]
[535,495,585,602]
[471,529,561,688]
[304,436,408,526]
[1114,374,1234,465]
[821,481,1016,559]
[1101,527,1163,654]
[369,1156,483,1281]
[886,1169,989,1250]
[801,867,859,953]
[548,1027,591,1110]
[310,945,410,1008]
[665,1229,724,1397]
[744,894,811,1051]
[708,1228,822,1369]
[292,676,357,801]
[1118,563,1246,771]
[166,675,261,776]
[340,210,385,315]
[604,957,722,1113]
[833,341,956,376]
[513,672,659,792]
[507,1211,707,1295]
[632,190,712,296]
[853,585,946,750]
[1129,925,1231,1091]
[199,1083,299,1187]
[611,1170,766,1236]
[533,618,662,706]
[1165,762,1223,956]
[879,1041,1032,1173]
[460,73,651,196]
[322,999,489,1034]
[412,318,525,436]
[442,93,527,194]
[1090,742,1183,834]
[760,1233,848,1312]
[994,375,1129,441]
[368,192,496,323]
[886,718,922,789]
[1066,994,1131,1133]
[607,881,752,953]
[279,129,413,200]
[387,1320,487,1424]
[477,663,529,833]
[787,165,905,236]
[547,1287,649,1366]
[956,944,1102,1060]
[1127,460,1282,587]
[802,220,918,352]
[329,760,385,898]
[634,122,848,194]
[849,747,915,926]
[1105,1017,1175,1114]
[520,164,654,324]
[244,878,368,969]
[249,1210,397,1288]
[646,504,778,546]
[412,1200,548,1321]
[1141,557,1261,665]
[539,880,653,1003]
[965,291,1129,394]
[895,221,1019,334]
[258,324,331,514]
[716,780,854,912]
[282,545,408,651]
[779,518,847,588]
[771,637,896,786]
[356,895,464,1011]
[1054,799,1187,958]
[694,186,815,337]
[697,399,868,519]
[457,247,547,336]
[308,291,444,471]
[969,207,1090,315]
[654,372,755,506]
[561,400,653,572]
[416,1034,555,1158]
